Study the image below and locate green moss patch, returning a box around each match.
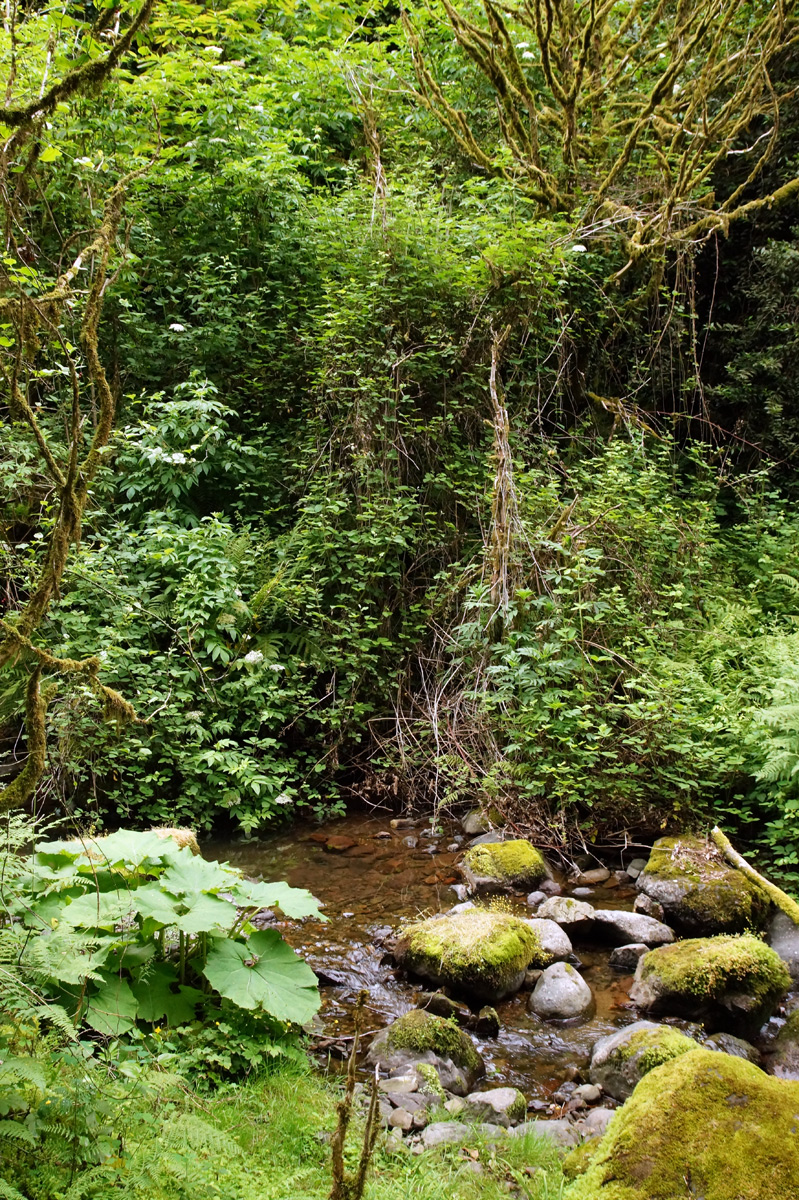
[565,1047,799,1200]
[386,1010,482,1075]
[395,909,543,1001]
[462,840,547,890]
[614,1026,695,1074]
[637,934,790,1004]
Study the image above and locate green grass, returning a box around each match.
[0,1059,567,1200]
[195,1066,568,1200]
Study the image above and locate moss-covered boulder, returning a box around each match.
[394,908,544,1002]
[630,934,790,1037]
[565,1048,799,1200]
[637,836,770,935]
[366,1009,484,1095]
[588,1020,697,1100]
[461,839,549,894]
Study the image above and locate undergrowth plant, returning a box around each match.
[1,823,321,1045]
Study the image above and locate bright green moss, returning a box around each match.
[415,1061,446,1098]
[638,934,791,1004]
[565,1048,799,1200]
[563,1140,601,1180]
[463,839,547,888]
[505,1090,528,1123]
[642,837,769,932]
[614,1027,696,1075]
[386,1010,482,1075]
[397,909,544,1000]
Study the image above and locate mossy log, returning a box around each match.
[710,827,799,927]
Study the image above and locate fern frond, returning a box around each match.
[0,1176,28,1200]
[159,1113,244,1158]
[0,1120,35,1145]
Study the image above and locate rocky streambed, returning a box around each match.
[207,813,799,1187]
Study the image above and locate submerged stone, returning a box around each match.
[565,1047,799,1200]
[588,1020,697,1101]
[394,907,545,1002]
[636,836,770,935]
[461,839,549,894]
[367,1009,484,1096]
[629,934,791,1037]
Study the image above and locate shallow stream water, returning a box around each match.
[207,813,652,1104]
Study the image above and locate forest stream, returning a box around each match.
[207,816,652,1104]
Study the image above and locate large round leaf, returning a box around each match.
[202,930,320,1024]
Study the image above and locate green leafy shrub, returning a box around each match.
[4,828,321,1042]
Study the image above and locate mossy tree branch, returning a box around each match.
[404,0,799,262]
[0,5,156,811]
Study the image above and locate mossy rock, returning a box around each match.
[630,934,790,1038]
[366,1010,484,1095]
[637,836,770,935]
[589,1020,697,1101]
[461,839,548,894]
[394,908,545,1002]
[564,1047,799,1200]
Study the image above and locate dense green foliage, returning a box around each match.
[3,3,799,1198]
[2,0,799,871]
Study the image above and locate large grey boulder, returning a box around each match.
[394,908,545,1003]
[421,1121,504,1148]
[528,962,594,1020]
[567,1048,799,1200]
[592,909,674,947]
[524,917,573,961]
[367,1010,484,1096]
[462,1087,527,1127]
[636,836,770,935]
[460,839,549,894]
[588,1020,697,1101]
[767,910,799,981]
[536,896,595,936]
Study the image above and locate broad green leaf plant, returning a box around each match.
[5,829,322,1042]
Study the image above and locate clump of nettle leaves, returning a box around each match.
[4,828,323,1077]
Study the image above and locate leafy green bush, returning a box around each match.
[4,828,321,1041]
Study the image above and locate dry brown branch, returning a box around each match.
[328,992,380,1200]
